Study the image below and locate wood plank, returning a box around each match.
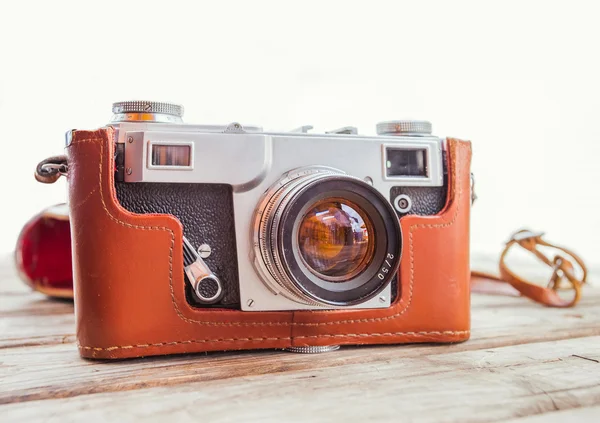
[1,337,599,422]
[2,316,599,404]
[1,255,599,422]
[0,307,75,349]
[1,258,599,399]
[504,405,600,422]
[0,255,27,295]
[2,289,597,350]
[0,290,73,315]
[0,257,74,349]
[1,250,598,350]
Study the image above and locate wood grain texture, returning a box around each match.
[504,406,600,422]
[0,255,599,422]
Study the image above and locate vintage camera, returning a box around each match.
[109,101,447,312]
[52,100,471,359]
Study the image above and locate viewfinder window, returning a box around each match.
[151,144,191,167]
[386,148,427,177]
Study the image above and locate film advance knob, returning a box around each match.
[376,120,432,136]
[110,101,184,123]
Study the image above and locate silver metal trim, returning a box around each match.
[112,101,184,116]
[195,276,223,303]
[376,120,432,136]
[224,122,246,133]
[121,130,272,189]
[184,255,223,302]
[64,130,73,147]
[253,166,343,306]
[110,113,184,124]
[381,141,443,187]
[198,244,212,259]
[290,125,313,133]
[326,126,358,135]
[41,163,69,176]
[285,345,340,354]
[393,194,413,213]
[110,101,184,124]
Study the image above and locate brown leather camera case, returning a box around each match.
[67,128,472,359]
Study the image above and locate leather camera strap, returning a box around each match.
[471,230,588,308]
[35,155,68,184]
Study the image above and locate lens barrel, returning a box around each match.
[254,167,402,307]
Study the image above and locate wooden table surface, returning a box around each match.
[1,255,599,422]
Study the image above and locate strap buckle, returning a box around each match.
[35,155,68,184]
[41,163,69,176]
[500,228,587,307]
[508,229,545,244]
[548,255,585,291]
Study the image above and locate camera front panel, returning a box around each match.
[111,123,446,312]
[114,182,241,307]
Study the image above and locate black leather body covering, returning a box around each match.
[390,186,447,217]
[390,153,448,218]
[114,183,240,306]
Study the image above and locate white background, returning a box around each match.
[1,0,599,268]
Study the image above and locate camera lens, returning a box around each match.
[254,167,402,307]
[297,198,375,282]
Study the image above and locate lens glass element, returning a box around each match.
[297,198,375,282]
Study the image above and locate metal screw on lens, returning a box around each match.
[126,168,132,175]
[247,299,254,307]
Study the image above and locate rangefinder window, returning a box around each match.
[151,144,192,167]
[386,148,427,177]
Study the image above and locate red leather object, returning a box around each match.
[15,204,73,298]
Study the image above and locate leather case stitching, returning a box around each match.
[72,138,288,327]
[78,330,471,352]
[297,140,467,325]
